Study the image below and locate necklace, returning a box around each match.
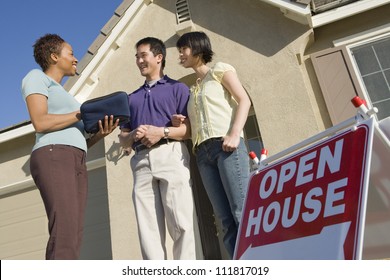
[196,68,210,84]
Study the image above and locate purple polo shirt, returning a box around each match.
[122,75,189,146]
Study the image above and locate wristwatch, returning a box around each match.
[163,127,170,139]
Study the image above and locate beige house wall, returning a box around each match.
[304,5,390,123]
[1,0,389,260]
[94,0,323,154]
[0,133,35,186]
[72,0,322,258]
[0,134,118,259]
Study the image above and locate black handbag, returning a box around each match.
[80,91,130,133]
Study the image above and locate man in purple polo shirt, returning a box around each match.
[119,37,196,260]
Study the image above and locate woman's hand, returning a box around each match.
[222,134,240,152]
[171,114,186,127]
[97,115,120,137]
[87,115,119,148]
[118,129,134,156]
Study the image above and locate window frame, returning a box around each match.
[311,24,390,125]
[346,33,390,121]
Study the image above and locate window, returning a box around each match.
[311,29,390,125]
[349,35,390,120]
[244,107,263,155]
[311,30,390,260]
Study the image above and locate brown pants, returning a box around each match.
[30,144,88,260]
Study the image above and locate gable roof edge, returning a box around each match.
[0,123,34,144]
[0,0,146,142]
[69,0,145,100]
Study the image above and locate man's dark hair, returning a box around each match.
[136,37,166,69]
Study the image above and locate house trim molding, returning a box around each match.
[0,157,106,197]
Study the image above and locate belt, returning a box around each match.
[134,138,180,153]
[195,137,223,153]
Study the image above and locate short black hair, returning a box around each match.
[176,31,214,63]
[136,37,166,69]
[33,34,65,71]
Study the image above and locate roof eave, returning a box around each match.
[0,123,34,144]
[0,0,146,143]
[68,0,146,101]
[311,0,389,28]
[261,0,388,28]
[261,0,312,26]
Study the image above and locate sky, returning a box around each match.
[0,0,123,130]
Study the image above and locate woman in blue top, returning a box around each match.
[21,34,118,259]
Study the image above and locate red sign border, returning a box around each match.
[235,120,374,260]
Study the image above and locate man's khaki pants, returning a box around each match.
[130,141,196,260]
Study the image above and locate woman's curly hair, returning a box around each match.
[33,34,65,71]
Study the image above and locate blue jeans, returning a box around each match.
[195,137,250,258]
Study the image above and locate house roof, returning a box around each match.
[262,0,389,28]
[0,0,388,142]
[0,0,136,143]
[63,0,135,91]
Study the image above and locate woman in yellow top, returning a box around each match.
[174,31,252,259]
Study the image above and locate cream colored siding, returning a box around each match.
[2,0,390,260]
[80,167,113,260]
[0,138,113,260]
[0,189,47,259]
[0,167,113,260]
